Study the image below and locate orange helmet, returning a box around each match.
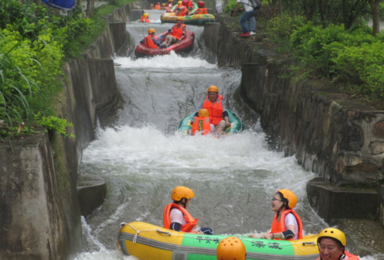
[217,237,246,260]
[148,28,156,34]
[198,1,205,7]
[198,109,209,118]
[277,189,298,209]
[171,186,195,201]
[208,85,219,93]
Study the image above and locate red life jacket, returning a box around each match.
[316,251,360,260]
[194,8,207,14]
[270,209,303,240]
[155,4,161,9]
[191,117,211,135]
[171,24,186,39]
[140,17,150,23]
[143,35,158,49]
[163,203,198,232]
[202,94,224,126]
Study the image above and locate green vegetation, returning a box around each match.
[0,0,133,141]
[225,0,384,103]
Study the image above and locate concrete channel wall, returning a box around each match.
[0,3,143,260]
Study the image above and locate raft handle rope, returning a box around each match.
[127,223,184,243]
[157,229,172,236]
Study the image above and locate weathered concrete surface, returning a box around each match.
[203,22,220,53]
[77,175,107,216]
[307,178,378,222]
[0,133,81,260]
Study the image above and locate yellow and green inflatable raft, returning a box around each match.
[116,222,320,260]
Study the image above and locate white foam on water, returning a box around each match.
[114,52,217,69]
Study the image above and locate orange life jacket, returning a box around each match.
[171,24,186,39]
[143,35,158,49]
[155,4,161,9]
[316,251,360,260]
[163,203,198,232]
[194,7,207,14]
[202,94,224,126]
[140,17,150,23]
[270,209,303,240]
[176,4,183,8]
[177,8,189,16]
[191,117,211,135]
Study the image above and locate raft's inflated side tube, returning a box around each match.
[117,221,320,260]
[178,110,245,135]
[42,0,76,10]
[134,31,195,58]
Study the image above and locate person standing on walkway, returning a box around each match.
[231,0,256,37]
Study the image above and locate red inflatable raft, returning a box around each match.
[134,31,195,58]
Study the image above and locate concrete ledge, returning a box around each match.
[307,177,378,222]
[77,175,107,216]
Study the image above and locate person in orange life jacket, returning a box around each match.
[249,189,303,240]
[176,0,183,8]
[175,4,190,16]
[140,12,150,23]
[316,228,360,260]
[155,2,161,9]
[190,109,211,135]
[163,186,213,235]
[195,86,230,135]
[216,237,246,260]
[150,3,154,9]
[192,1,208,14]
[163,17,187,47]
[140,28,161,49]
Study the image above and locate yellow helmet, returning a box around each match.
[143,13,149,18]
[150,3,154,5]
[148,28,156,34]
[208,85,219,93]
[198,109,210,118]
[178,1,182,4]
[318,228,347,247]
[171,186,195,201]
[277,189,297,209]
[216,237,246,260]
[162,3,165,5]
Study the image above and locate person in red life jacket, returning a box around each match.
[140,28,160,49]
[316,228,360,260]
[155,2,161,9]
[249,189,303,240]
[190,109,211,135]
[216,237,246,260]
[150,3,154,9]
[163,186,213,235]
[192,1,208,14]
[163,17,187,47]
[140,12,150,23]
[195,86,230,135]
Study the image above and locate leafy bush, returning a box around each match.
[331,42,384,97]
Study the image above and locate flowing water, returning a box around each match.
[73,10,382,260]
